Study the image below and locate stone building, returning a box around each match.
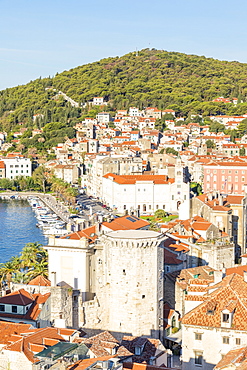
[102,163,190,218]
[191,192,247,255]
[46,229,165,341]
[86,155,143,199]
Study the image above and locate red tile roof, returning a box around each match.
[60,225,97,242]
[103,173,175,185]
[28,275,51,286]
[182,274,247,330]
[102,215,149,231]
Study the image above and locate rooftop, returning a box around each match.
[106,230,163,240]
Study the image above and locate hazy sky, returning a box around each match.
[1,0,247,90]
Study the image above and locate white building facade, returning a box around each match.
[102,168,190,217]
[3,157,32,179]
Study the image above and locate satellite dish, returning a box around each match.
[90,233,95,237]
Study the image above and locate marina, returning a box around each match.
[0,193,71,263]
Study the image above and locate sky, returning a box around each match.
[1,0,247,90]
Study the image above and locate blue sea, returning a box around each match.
[0,199,48,263]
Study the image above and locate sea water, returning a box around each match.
[0,199,47,263]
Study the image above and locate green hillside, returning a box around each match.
[2,48,247,142]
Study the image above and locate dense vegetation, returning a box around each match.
[2,48,247,145]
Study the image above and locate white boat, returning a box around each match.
[37,220,65,228]
[43,227,69,236]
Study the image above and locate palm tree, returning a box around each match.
[20,242,43,271]
[12,271,30,284]
[0,261,16,288]
[27,259,48,280]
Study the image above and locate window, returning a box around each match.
[194,351,203,366]
[222,170,225,173]
[0,305,5,312]
[222,336,229,344]
[236,338,241,345]
[123,205,126,210]
[222,313,229,323]
[242,177,245,182]
[163,205,166,209]
[135,347,141,355]
[123,269,126,275]
[195,333,202,340]
[12,306,17,313]
[207,309,214,315]
[229,170,232,174]
[235,176,238,182]
[172,195,174,200]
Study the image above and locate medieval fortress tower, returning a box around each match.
[46,229,165,340]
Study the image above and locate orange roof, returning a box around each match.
[102,215,149,231]
[28,275,51,286]
[60,225,97,242]
[226,265,247,276]
[182,274,247,330]
[67,356,114,370]
[103,173,175,185]
[214,346,247,369]
[3,326,67,363]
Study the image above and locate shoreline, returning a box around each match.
[0,192,70,224]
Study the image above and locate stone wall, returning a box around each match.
[50,286,73,328]
[81,231,165,340]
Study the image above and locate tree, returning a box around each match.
[240,147,246,156]
[209,121,225,133]
[238,118,247,137]
[154,209,167,218]
[166,147,178,156]
[32,166,51,193]
[205,139,216,149]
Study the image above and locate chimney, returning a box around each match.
[214,271,223,284]
[51,272,57,287]
[219,196,223,206]
[244,271,247,283]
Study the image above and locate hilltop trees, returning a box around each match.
[1,49,247,139]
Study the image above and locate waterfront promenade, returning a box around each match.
[0,192,71,224]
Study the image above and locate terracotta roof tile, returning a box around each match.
[182,274,247,330]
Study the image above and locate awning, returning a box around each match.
[165,330,182,345]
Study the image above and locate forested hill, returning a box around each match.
[2,48,247,135]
